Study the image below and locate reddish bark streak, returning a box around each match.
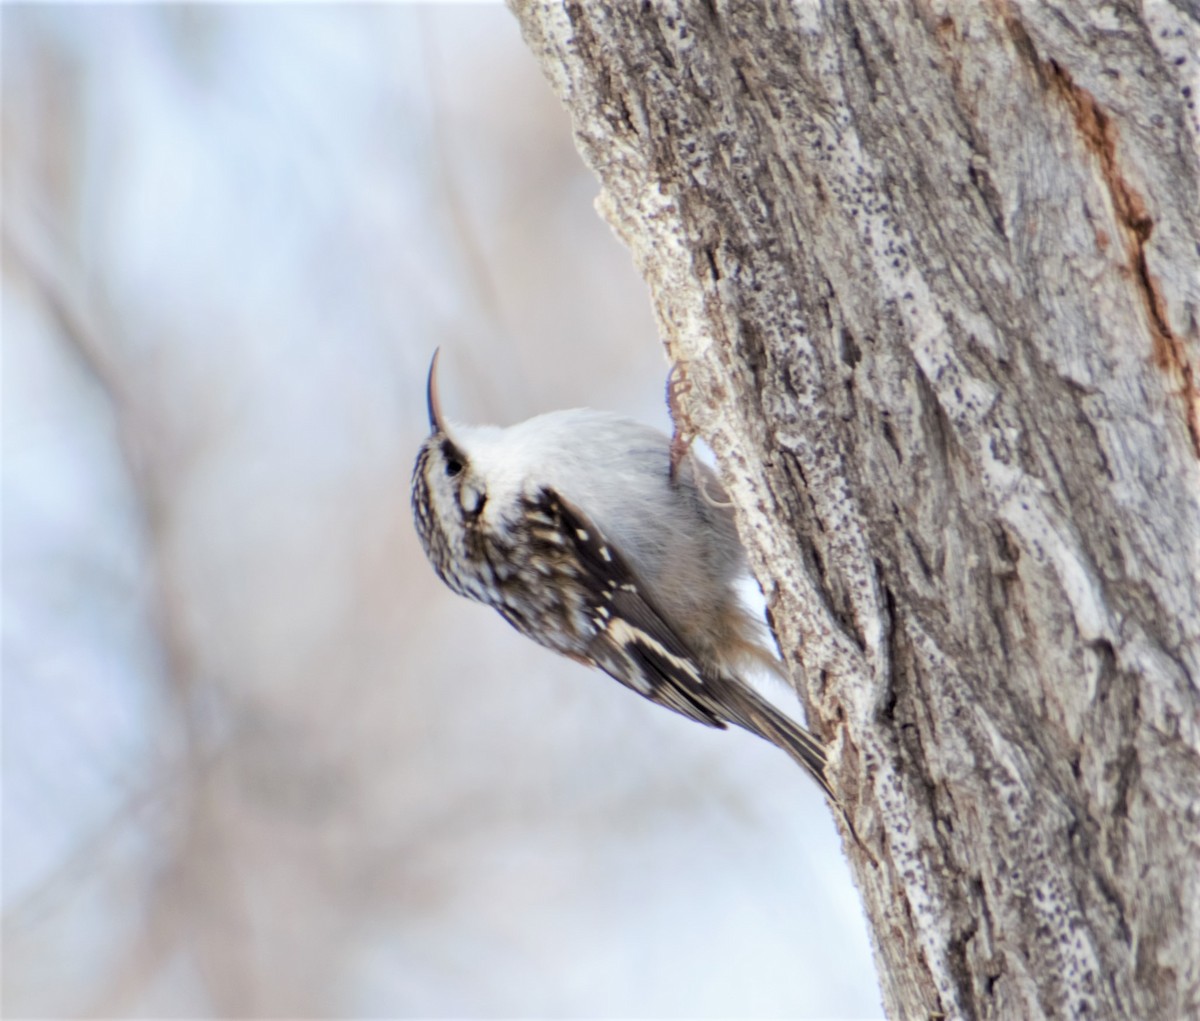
[1046,59,1200,459]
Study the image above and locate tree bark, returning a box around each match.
[506,2,1200,1018]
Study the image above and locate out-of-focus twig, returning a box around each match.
[4,201,257,1016]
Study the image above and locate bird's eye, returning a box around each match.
[440,440,464,478]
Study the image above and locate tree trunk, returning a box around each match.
[506,2,1200,1018]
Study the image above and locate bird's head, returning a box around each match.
[411,351,491,597]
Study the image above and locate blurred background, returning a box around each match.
[2,5,881,1017]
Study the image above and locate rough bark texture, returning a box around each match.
[506,2,1200,1019]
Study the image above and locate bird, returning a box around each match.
[411,350,838,805]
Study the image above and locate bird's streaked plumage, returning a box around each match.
[411,351,836,803]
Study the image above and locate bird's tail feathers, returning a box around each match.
[721,683,839,807]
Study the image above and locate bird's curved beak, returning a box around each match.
[426,348,446,434]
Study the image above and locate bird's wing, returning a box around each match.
[538,487,731,730]
[532,487,837,808]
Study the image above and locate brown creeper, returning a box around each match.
[411,352,837,804]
